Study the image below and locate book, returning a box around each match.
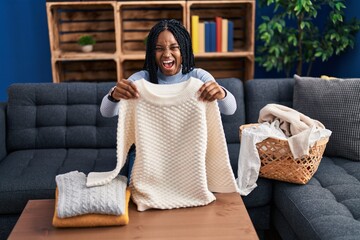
[205,22,211,52]
[209,21,216,52]
[215,16,222,52]
[228,20,234,52]
[221,18,228,52]
[191,15,199,53]
[198,22,205,53]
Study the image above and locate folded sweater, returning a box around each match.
[56,171,127,218]
[53,188,131,228]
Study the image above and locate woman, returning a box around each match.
[100,19,237,184]
[100,19,236,117]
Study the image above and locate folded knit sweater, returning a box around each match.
[87,77,238,211]
[56,171,127,218]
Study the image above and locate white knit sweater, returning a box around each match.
[87,77,238,211]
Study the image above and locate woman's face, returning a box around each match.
[155,30,182,76]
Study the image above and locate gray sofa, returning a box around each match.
[0,78,359,240]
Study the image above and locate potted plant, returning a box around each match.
[256,0,360,77]
[78,35,96,53]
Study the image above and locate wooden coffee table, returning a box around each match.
[8,193,258,240]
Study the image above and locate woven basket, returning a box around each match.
[239,124,329,184]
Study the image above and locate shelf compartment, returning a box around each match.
[47,2,117,55]
[195,57,253,81]
[52,51,116,60]
[52,59,118,83]
[117,1,186,54]
[121,60,144,79]
[187,0,255,53]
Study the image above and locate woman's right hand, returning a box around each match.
[111,79,139,100]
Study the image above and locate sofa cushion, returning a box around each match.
[7,83,117,151]
[0,148,118,214]
[242,177,273,208]
[293,75,360,161]
[244,78,294,123]
[273,156,360,240]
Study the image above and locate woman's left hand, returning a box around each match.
[198,81,226,102]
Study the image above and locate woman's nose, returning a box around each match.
[163,48,171,56]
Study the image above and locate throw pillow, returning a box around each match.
[293,74,360,161]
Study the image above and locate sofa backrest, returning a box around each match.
[244,78,294,123]
[7,82,117,151]
[217,78,246,144]
[6,79,246,152]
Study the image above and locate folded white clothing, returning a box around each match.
[55,171,127,218]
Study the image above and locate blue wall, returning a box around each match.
[0,0,52,101]
[0,1,360,101]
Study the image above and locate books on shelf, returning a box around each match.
[205,21,216,52]
[191,16,234,53]
[221,18,228,52]
[198,22,205,53]
[215,16,222,52]
[228,20,234,52]
[191,15,199,53]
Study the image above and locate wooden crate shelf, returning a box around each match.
[47,1,117,54]
[117,1,186,55]
[47,0,255,82]
[52,51,116,60]
[51,59,118,83]
[195,56,253,80]
[187,0,255,54]
[122,60,145,79]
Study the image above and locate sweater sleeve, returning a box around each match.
[205,101,239,193]
[217,88,237,115]
[100,95,120,118]
[87,100,135,187]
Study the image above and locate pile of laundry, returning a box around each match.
[237,104,332,196]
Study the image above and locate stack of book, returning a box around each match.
[191,15,234,53]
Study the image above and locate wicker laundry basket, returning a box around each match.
[239,124,329,184]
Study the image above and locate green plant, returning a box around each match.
[256,0,360,77]
[77,35,96,46]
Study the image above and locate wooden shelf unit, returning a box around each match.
[187,0,255,80]
[46,0,255,83]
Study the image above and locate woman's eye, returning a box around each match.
[155,47,164,52]
[170,46,180,51]
[155,46,180,52]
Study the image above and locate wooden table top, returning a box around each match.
[9,193,258,240]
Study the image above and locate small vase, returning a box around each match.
[81,45,93,53]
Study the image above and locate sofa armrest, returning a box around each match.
[0,102,7,162]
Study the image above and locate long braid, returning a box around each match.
[143,19,195,84]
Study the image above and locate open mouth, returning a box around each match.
[162,60,175,69]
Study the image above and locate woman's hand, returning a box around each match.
[198,81,226,102]
[111,79,139,100]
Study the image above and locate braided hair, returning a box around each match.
[143,19,195,84]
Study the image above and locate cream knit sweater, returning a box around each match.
[87,77,238,211]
